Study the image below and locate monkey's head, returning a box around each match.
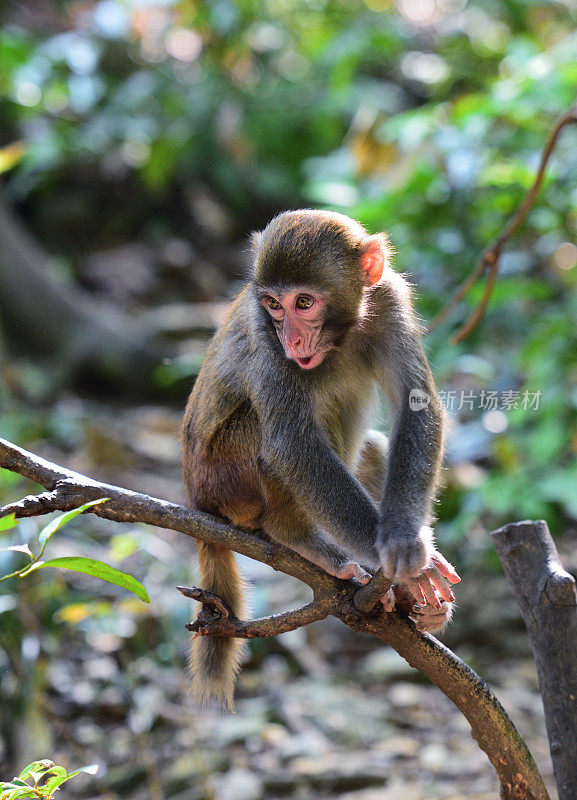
[251,209,391,369]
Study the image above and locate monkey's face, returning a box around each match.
[259,287,333,369]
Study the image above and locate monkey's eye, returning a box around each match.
[296,295,314,310]
[265,296,282,311]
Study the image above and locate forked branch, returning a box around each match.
[428,102,577,343]
[0,437,549,800]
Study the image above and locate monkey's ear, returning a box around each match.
[360,233,392,286]
[250,231,262,253]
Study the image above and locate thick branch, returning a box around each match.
[0,438,550,800]
[428,103,577,343]
[493,520,577,800]
[0,438,330,595]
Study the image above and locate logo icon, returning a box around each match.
[409,388,430,411]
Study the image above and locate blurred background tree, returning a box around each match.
[0,1,576,798]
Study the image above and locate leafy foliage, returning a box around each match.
[0,500,150,602]
[0,759,98,800]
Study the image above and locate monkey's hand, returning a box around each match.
[378,527,460,631]
[377,524,458,584]
[376,523,432,579]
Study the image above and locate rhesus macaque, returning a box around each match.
[182,209,460,710]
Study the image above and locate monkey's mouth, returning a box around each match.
[294,351,325,369]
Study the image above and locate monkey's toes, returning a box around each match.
[411,600,453,633]
[338,561,371,584]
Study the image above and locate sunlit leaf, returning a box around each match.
[44,764,98,790]
[0,141,25,175]
[25,557,150,603]
[0,514,17,532]
[37,498,109,553]
[0,544,33,559]
[17,760,54,781]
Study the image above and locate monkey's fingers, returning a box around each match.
[404,570,444,608]
[379,539,428,582]
[422,565,456,603]
[417,576,442,609]
[430,551,461,584]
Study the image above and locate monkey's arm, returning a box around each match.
[370,276,451,581]
[251,375,380,565]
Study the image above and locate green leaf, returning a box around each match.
[18,759,54,784]
[0,514,17,532]
[0,790,38,799]
[5,778,30,788]
[44,764,98,790]
[37,499,109,555]
[0,544,33,559]
[40,767,66,789]
[0,141,25,175]
[26,557,150,603]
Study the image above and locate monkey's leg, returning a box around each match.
[355,430,454,633]
[354,430,389,503]
[259,471,371,584]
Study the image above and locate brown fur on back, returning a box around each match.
[182,304,264,709]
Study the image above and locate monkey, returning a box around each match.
[182,209,460,711]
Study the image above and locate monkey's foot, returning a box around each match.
[411,600,453,633]
[380,583,453,634]
[334,561,372,584]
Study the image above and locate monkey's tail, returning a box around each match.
[189,541,247,712]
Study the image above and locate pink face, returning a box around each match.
[260,288,328,369]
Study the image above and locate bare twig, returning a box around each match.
[179,586,328,638]
[0,437,550,800]
[428,103,577,343]
[353,568,391,612]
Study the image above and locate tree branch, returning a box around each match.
[178,586,328,638]
[0,437,550,800]
[427,102,577,343]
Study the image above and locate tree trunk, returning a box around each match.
[492,519,577,800]
[0,194,162,395]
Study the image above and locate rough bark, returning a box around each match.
[493,519,577,800]
[0,438,550,800]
